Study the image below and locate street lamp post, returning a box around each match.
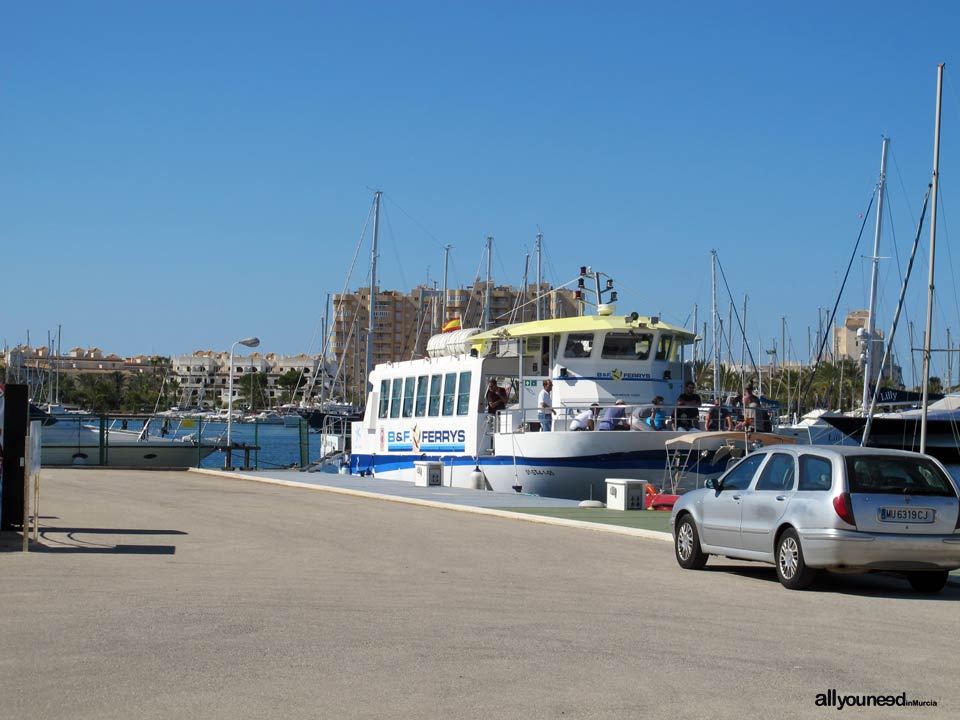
[227,337,260,456]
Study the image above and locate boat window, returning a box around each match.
[378,380,390,418]
[389,378,402,418]
[457,371,472,415]
[428,375,442,416]
[442,372,457,416]
[601,332,653,360]
[402,377,415,418]
[563,333,594,359]
[655,334,674,361]
[414,375,428,417]
[798,455,833,491]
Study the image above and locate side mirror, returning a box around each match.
[704,477,719,491]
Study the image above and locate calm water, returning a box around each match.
[120,419,331,470]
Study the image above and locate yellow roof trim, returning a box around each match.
[470,314,696,345]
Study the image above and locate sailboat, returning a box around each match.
[821,64,959,461]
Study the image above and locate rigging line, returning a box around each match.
[492,276,581,322]
[299,200,374,400]
[934,182,960,346]
[888,146,917,227]
[864,184,931,437]
[492,240,513,287]
[461,243,487,324]
[380,192,447,249]
[713,253,759,376]
[379,202,409,290]
[798,185,879,410]
[883,183,911,354]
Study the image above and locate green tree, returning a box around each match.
[277,369,307,404]
[237,372,269,412]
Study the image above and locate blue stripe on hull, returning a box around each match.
[353,450,674,475]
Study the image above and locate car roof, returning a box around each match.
[753,444,939,461]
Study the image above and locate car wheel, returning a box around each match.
[674,514,708,570]
[907,570,949,594]
[775,529,817,590]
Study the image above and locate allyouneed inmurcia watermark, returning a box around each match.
[815,689,938,710]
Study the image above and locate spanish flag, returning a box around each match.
[442,317,462,333]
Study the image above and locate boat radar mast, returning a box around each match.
[576,266,618,316]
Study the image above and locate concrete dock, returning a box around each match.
[2,468,958,719]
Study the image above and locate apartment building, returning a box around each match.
[331,282,578,394]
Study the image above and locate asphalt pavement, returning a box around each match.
[1,468,957,719]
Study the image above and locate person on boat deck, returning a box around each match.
[570,404,600,431]
[485,378,508,414]
[537,379,555,431]
[645,396,672,430]
[676,382,702,430]
[705,397,734,431]
[740,384,760,430]
[597,399,629,431]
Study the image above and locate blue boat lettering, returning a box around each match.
[388,428,465,452]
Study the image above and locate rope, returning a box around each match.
[798,186,879,410]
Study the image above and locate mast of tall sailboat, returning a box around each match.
[366,191,381,394]
[861,136,889,417]
[920,63,945,453]
[711,250,720,400]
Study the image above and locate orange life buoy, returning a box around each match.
[646,484,659,496]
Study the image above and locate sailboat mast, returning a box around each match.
[441,244,451,327]
[484,235,493,330]
[711,250,720,400]
[921,63,945,453]
[535,231,543,321]
[861,136,889,415]
[367,191,381,393]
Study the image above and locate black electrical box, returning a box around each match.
[1,384,29,530]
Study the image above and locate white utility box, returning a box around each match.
[605,478,648,511]
[413,461,443,487]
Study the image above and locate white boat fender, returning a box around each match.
[469,465,487,490]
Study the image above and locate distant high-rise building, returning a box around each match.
[331,283,578,399]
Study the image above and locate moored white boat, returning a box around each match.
[350,303,730,500]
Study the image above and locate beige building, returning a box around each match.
[834,310,902,386]
[171,351,333,409]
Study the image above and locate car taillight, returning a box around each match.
[833,492,856,526]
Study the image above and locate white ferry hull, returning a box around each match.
[351,429,723,500]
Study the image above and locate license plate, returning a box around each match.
[878,506,934,523]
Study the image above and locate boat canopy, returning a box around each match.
[664,432,797,452]
[470,314,696,355]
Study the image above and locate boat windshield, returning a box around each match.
[601,332,652,360]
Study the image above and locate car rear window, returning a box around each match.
[845,455,958,497]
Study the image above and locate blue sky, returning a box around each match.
[3,1,960,382]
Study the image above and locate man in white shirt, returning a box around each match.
[570,403,599,431]
[537,379,555,431]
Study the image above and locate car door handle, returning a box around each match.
[776,495,787,501]
[732,494,742,501]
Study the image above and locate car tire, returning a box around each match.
[674,514,708,570]
[907,570,949,594]
[775,528,817,590]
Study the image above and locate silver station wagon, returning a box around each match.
[670,445,960,591]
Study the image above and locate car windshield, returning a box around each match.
[845,455,958,497]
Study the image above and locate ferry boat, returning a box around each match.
[349,307,726,500]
